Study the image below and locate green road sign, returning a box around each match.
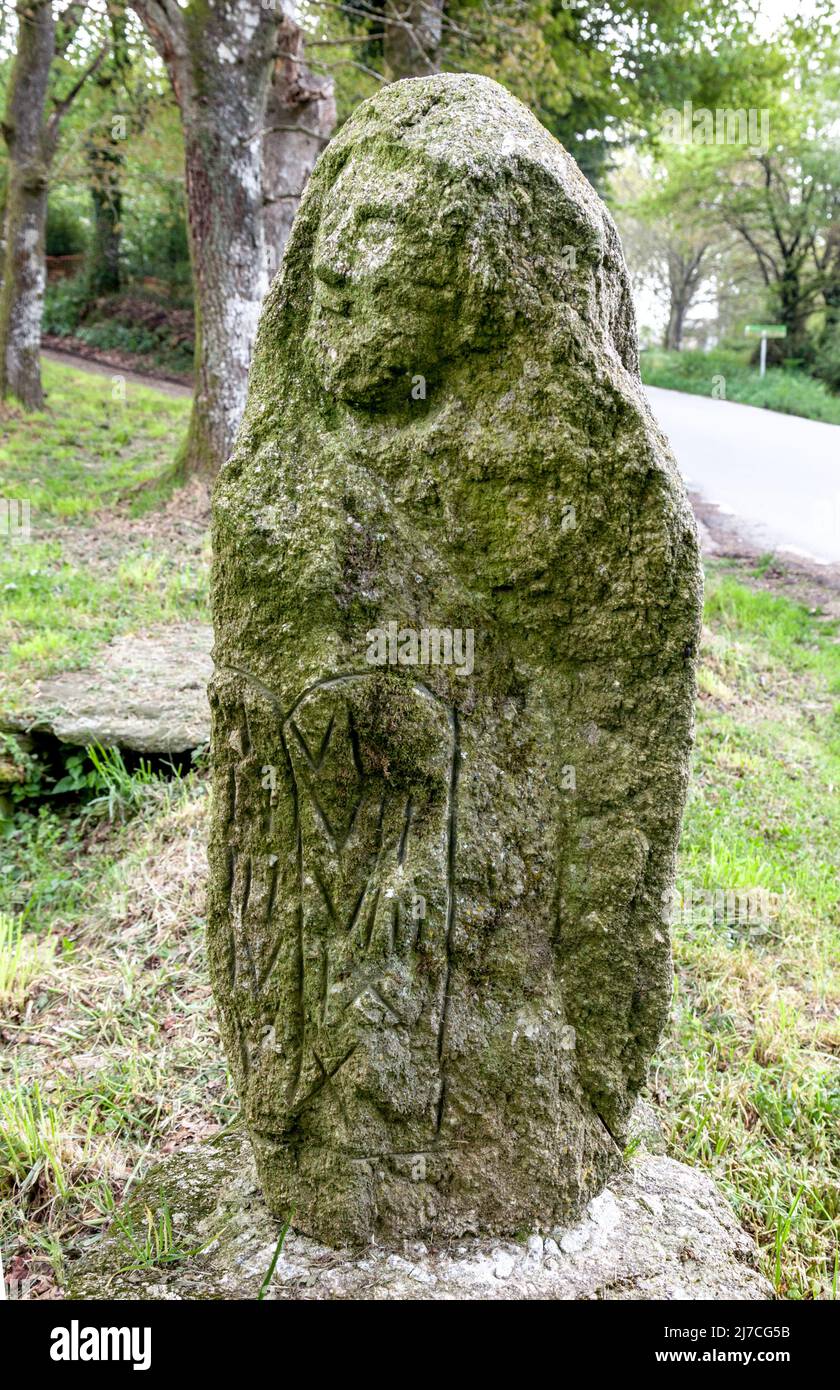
[744,324,787,338]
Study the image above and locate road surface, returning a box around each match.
[646,385,840,565]
[40,349,840,561]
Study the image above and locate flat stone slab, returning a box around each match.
[70,1129,772,1301]
[5,624,212,755]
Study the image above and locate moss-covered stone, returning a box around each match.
[209,73,703,1246]
[68,1127,773,1301]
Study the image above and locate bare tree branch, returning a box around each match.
[246,120,333,145]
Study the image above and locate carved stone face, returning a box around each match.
[211,74,701,1248]
[305,148,469,406]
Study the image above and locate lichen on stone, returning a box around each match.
[209,73,703,1246]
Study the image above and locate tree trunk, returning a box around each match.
[383,0,445,81]
[261,17,335,281]
[663,245,706,351]
[822,223,840,328]
[85,11,128,298]
[87,141,123,295]
[663,299,687,351]
[132,1,284,476]
[181,90,269,473]
[0,0,55,409]
[776,265,807,357]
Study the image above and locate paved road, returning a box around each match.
[646,385,840,565]
[42,349,840,561]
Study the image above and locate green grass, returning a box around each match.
[0,359,190,519]
[0,913,54,1013]
[0,1080,89,1208]
[0,780,232,1294]
[0,752,199,929]
[0,542,206,696]
[0,371,837,1297]
[0,360,205,704]
[258,1216,292,1300]
[1,564,835,1300]
[1,804,100,927]
[111,1191,217,1273]
[655,564,840,1299]
[641,348,840,425]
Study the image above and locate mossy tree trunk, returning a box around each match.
[261,17,335,282]
[0,1,102,409]
[0,0,55,409]
[821,222,840,329]
[131,0,304,478]
[87,144,123,296]
[85,9,129,298]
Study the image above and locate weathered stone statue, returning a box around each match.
[209,73,703,1246]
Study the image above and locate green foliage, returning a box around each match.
[1,737,170,846]
[641,349,840,424]
[814,322,840,393]
[317,0,769,185]
[611,11,840,368]
[49,749,104,798]
[0,732,47,806]
[74,318,193,375]
[46,200,89,257]
[42,277,89,336]
[536,0,782,185]
[121,202,191,292]
[43,279,194,374]
[48,743,163,826]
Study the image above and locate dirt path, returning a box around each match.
[41,345,192,399]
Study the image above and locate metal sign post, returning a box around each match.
[745,324,787,378]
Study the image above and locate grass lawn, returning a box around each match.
[0,360,205,712]
[657,567,840,1299]
[0,365,837,1298]
[641,348,840,426]
[0,359,190,518]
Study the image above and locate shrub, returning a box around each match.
[121,202,191,296]
[813,321,840,394]
[46,202,88,257]
[43,277,90,336]
[641,348,840,424]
